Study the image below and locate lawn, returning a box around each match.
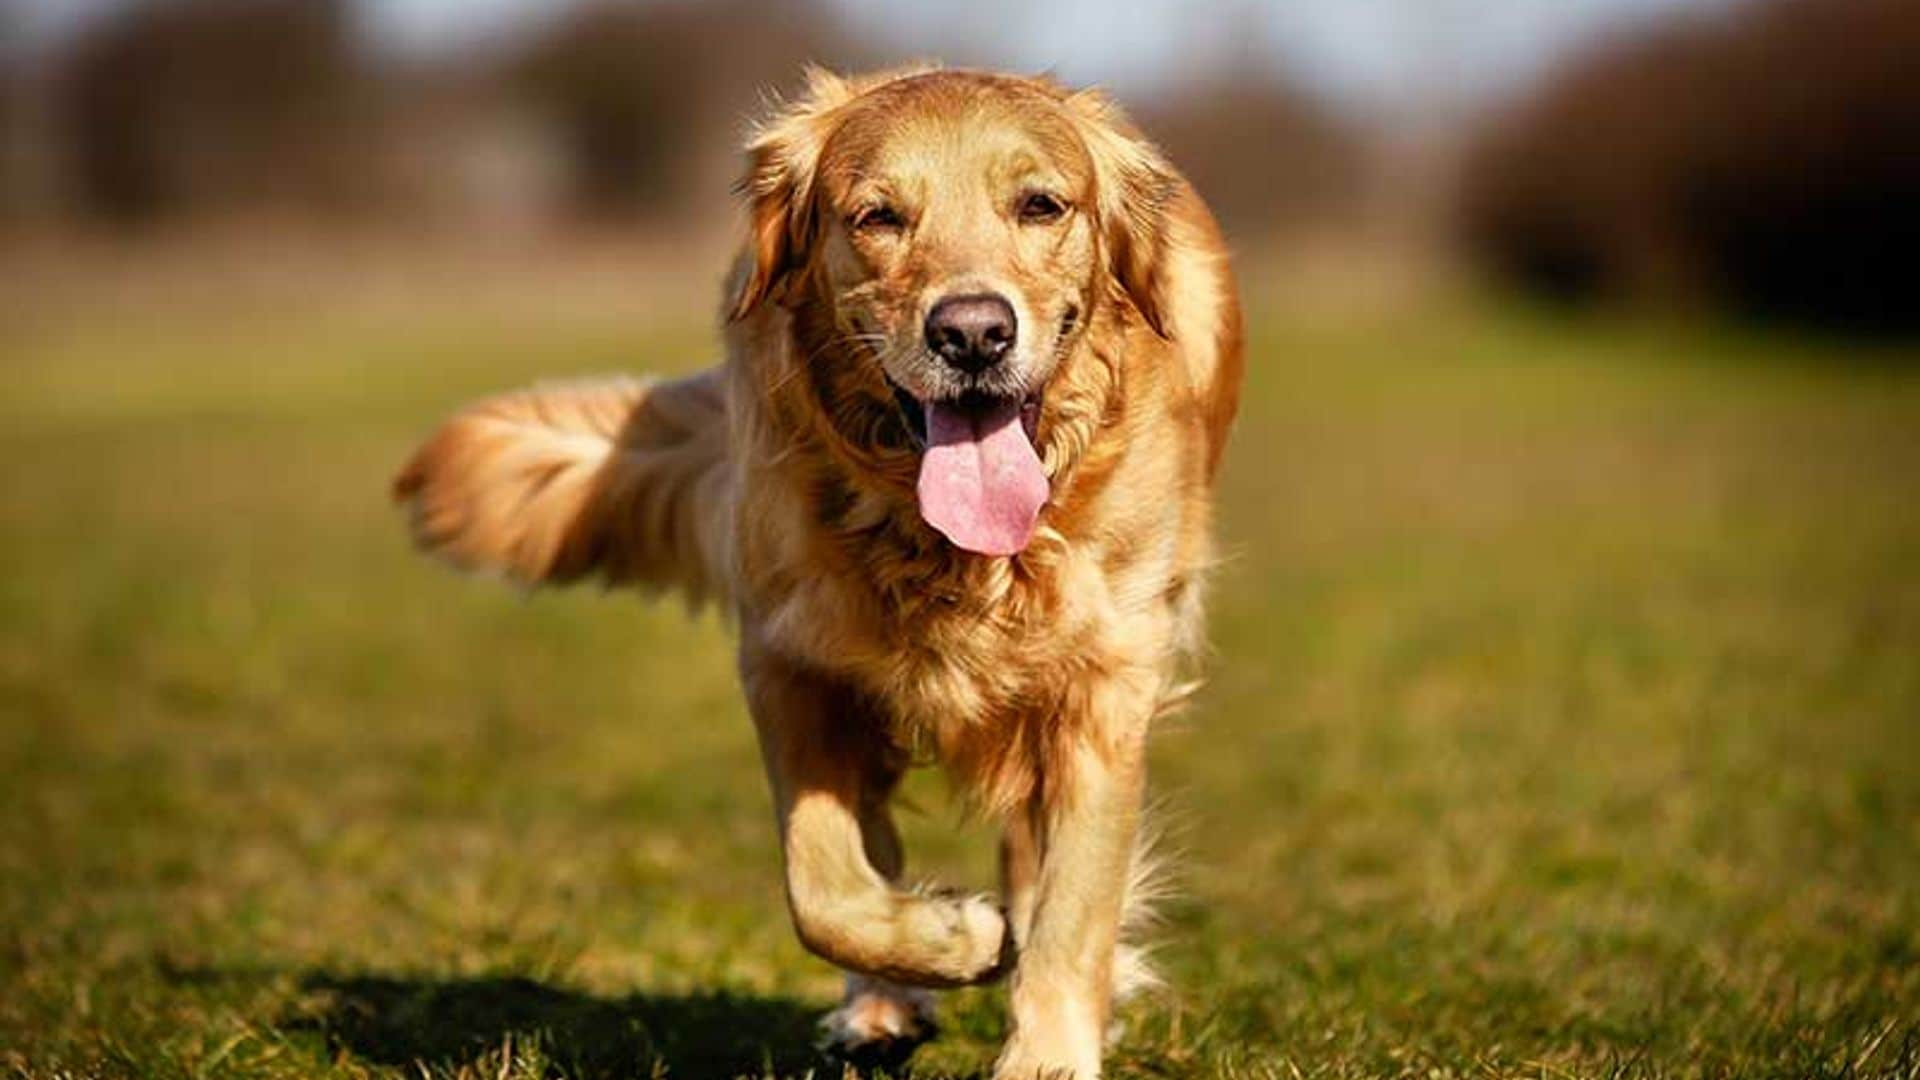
[2,245,1917,1078]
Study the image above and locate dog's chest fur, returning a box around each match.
[747,491,1139,716]
[733,404,1202,793]
[741,490,1184,810]
[725,306,1212,808]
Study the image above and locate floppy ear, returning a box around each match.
[728,67,852,321]
[1067,89,1178,338]
[728,134,815,320]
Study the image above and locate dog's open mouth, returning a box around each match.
[887,381,1047,557]
[890,383,1041,450]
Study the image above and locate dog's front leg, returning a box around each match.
[740,642,1009,988]
[995,670,1156,1080]
[817,741,940,1065]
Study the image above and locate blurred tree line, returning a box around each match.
[0,0,1358,238]
[1459,0,1920,337]
[6,0,1913,339]
[58,0,368,221]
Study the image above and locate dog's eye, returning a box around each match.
[852,205,905,231]
[1018,192,1068,224]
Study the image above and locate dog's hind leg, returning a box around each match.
[741,643,1008,990]
[819,973,938,1069]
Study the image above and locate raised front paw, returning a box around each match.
[793,884,1009,988]
[907,889,1012,986]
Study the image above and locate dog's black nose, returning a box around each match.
[924,293,1016,374]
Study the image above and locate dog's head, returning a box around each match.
[730,67,1177,556]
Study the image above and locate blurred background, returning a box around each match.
[2,2,1917,1078]
[2,0,1916,334]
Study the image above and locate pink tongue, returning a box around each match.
[916,398,1049,556]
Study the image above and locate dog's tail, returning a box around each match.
[392,367,732,605]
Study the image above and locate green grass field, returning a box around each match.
[3,251,1918,1078]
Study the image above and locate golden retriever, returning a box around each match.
[394,65,1242,1079]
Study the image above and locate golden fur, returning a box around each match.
[394,66,1242,1079]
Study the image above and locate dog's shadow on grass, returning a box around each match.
[299,972,825,1068]
[265,969,829,1078]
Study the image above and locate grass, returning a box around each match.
[2,246,1917,1078]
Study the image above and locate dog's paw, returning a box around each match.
[885,886,1010,986]
[992,1041,1100,1080]
[817,975,938,1072]
[993,997,1104,1079]
[947,891,1013,982]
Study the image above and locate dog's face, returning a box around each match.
[732,70,1174,555]
[811,80,1102,417]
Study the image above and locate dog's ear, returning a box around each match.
[1067,89,1178,339]
[729,67,855,321]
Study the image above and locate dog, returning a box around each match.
[393,65,1242,1079]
